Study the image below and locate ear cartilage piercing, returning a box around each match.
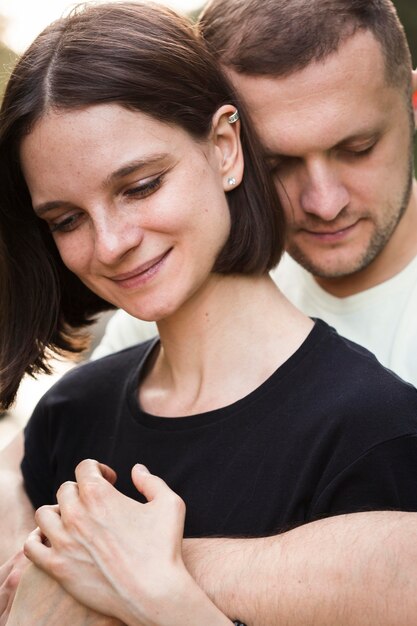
[228,110,240,124]
[227,176,237,186]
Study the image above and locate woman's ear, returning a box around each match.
[211,104,244,192]
[412,69,417,127]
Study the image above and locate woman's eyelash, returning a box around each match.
[48,175,164,234]
[124,175,163,198]
[49,213,82,234]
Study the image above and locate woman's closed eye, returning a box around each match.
[49,211,85,234]
[47,174,165,234]
[123,174,163,200]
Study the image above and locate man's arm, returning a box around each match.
[0,431,36,623]
[183,510,417,626]
[0,432,34,563]
[5,426,417,625]
[22,455,417,625]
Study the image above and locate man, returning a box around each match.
[3,2,417,625]
[94,0,417,391]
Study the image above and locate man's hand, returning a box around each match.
[0,433,35,564]
[7,562,124,626]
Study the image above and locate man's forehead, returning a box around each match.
[227,30,388,98]
[226,31,401,153]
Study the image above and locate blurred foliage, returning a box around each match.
[0,43,17,100]
[393,0,417,66]
[188,7,203,22]
[0,13,17,102]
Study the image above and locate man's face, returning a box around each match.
[228,31,415,285]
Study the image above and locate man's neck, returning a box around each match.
[314,183,417,298]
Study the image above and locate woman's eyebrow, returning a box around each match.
[33,153,171,216]
[104,153,169,186]
[34,200,75,217]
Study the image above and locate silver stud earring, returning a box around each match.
[228,110,240,124]
[227,176,237,186]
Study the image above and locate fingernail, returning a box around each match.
[135,463,150,474]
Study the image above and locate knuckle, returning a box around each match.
[167,492,186,517]
[62,504,81,529]
[4,568,21,591]
[35,504,53,523]
[81,479,104,503]
[76,458,94,471]
[56,480,77,500]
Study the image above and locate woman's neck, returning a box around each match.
[139,273,313,417]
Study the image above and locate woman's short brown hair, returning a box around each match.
[0,1,285,408]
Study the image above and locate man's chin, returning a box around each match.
[286,248,367,280]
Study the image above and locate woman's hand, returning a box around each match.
[24,460,232,626]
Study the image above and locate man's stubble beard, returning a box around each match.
[286,151,415,280]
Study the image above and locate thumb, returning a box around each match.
[131,464,171,503]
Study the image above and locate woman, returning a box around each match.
[1,2,417,625]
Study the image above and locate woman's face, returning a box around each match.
[20,104,233,321]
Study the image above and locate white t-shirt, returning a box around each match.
[271,253,417,386]
[92,253,417,387]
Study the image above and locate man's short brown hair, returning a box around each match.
[199,0,412,93]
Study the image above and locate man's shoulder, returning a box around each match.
[91,312,158,359]
[271,253,308,292]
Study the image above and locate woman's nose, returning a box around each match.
[93,213,144,265]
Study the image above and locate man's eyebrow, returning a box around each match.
[33,153,170,217]
[335,131,380,147]
[262,130,381,161]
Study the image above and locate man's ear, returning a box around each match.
[412,69,417,127]
[211,104,244,191]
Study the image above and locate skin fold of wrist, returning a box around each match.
[119,566,231,626]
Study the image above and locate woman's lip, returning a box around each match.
[111,250,171,282]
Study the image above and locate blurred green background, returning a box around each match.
[395,0,417,65]
[393,0,417,170]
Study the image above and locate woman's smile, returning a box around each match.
[20,104,232,322]
[109,248,173,289]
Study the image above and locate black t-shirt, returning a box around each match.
[22,320,417,537]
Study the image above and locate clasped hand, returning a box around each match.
[23,460,195,626]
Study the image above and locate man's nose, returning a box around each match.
[299,159,349,221]
[93,212,144,265]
